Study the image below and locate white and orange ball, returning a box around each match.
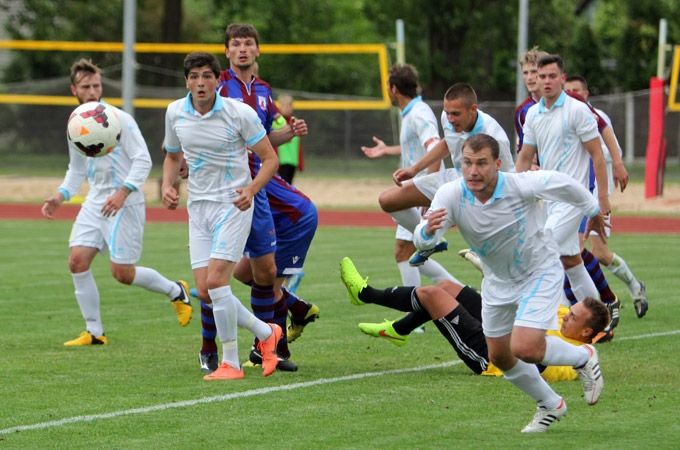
[67,101,121,157]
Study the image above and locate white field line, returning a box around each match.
[2,328,679,436]
[0,360,461,435]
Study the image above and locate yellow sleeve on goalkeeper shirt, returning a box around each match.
[541,365,578,381]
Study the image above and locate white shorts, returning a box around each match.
[413,168,459,201]
[69,201,145,265]
[395,224,414,241]
[188,200,253,269]
[544,201,583,256]
[481,259,563,338]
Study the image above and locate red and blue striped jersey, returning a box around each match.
[218,68,278,134]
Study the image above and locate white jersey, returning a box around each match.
[59,103,151,207]
[594,107,620,196]
[523,91,600,188]
[164,93,266,204]
[440,109,514,174]
[414,171,599,283]
[400,96,441,175]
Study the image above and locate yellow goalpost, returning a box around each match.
[0,40,391,110]
[667,45,680,112]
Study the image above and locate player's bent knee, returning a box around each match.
[378,189,401,212]
[111,264,135,285]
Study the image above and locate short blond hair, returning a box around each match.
[519,46,549,66]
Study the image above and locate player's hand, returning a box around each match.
[613,161,629,192]
[234,186,255,211]
[41,195,63,219]
[598,195,611,217]
[585,212,610,245]
[392,167,415,186]
[361,136,387,159]
[291,117,308,137]
[179,158,189,179]
[102,189,128,217]
[162,186,180,210]
[425,208,447,235]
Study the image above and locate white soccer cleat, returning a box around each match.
[521,399,567,433]
[458,248,483,274]
[577,344,604,405]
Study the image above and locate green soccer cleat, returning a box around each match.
[340,257,367,305]
[358,320,409,347]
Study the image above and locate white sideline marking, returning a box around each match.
[616,329,680,341]
[3,328,679,436]
[0,360,462,435]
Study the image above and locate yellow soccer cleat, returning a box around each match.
[171,280,192,327]
[64,331,108,346]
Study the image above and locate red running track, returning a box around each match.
[1,203,679,234]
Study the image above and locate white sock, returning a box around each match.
[72,270,103,337]
[542,335,589,367]
[233,295,271,341]
[390,208,421,232]
[398,261,421,286]
[565,264,599,301]
[503,359,562,409]
[419,259,461,284]
[209,286,239,368]
[606,253,641,295]
[131,266,179,299]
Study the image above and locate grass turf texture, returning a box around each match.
[1,220,679,448]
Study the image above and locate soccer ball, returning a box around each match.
[67,101,121,158]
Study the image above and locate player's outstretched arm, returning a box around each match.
[393,140,448,185]
[361,136,400,158]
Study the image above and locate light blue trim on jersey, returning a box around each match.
[469,111,485,135]
[181,92,224,115]
[58,187,71,201]
[400,96,422,117]
[515,270,547,320]
[165,144,182,153]
[246,129,267,147]
[490,172,506,201]
[538,91,567,113]
[460,172,505,204]
[123,181,137,192]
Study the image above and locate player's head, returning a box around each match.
[387,64,419,102]
[70,58,103,104]
[443,83,478,133]
[183,52,221,108]
[519,46,549,96]
[561,297,610,343]
[565,75,589,100]
[225,23,260,70]
[536,54,566,101]
[461,134,501,198]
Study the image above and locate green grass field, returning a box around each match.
[1,220,679,449]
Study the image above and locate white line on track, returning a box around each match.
[2,328,679,436]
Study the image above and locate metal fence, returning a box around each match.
[1,79,678,168]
